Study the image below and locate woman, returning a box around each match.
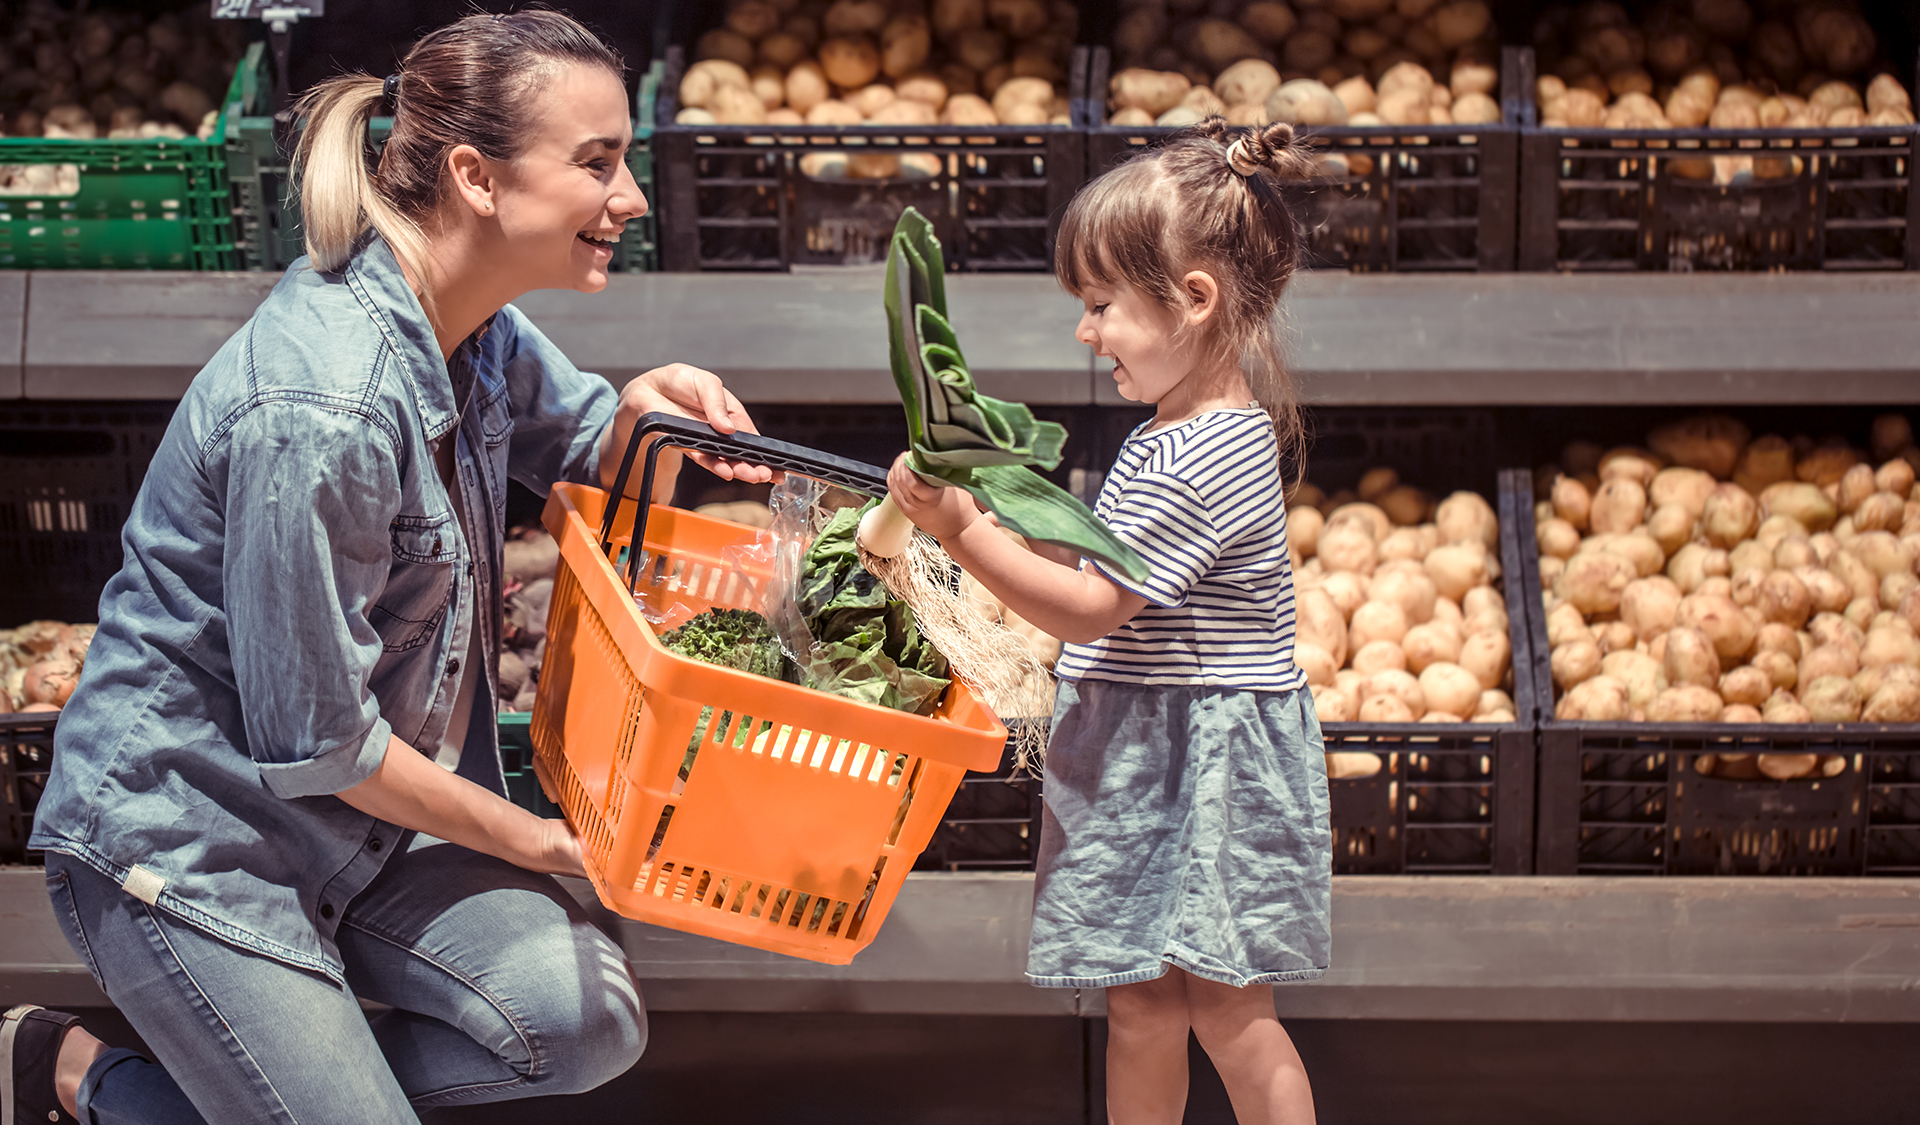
[5,12,767,1123]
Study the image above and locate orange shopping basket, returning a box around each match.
[530,414,1008,963]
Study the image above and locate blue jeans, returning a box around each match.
[45,841,646,1124]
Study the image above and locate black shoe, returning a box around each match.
[2,1004,83,1124]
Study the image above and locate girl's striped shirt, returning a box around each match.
[1056,407,1303,692]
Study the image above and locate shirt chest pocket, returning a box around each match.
[369,514,458,652]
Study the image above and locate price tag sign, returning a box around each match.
[210,1,324,17]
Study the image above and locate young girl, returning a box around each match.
[886,119,1330,1125]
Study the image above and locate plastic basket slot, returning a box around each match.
[885,758,926,847]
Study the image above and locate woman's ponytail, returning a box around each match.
[291,75,432,282]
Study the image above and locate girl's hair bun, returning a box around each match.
[1198,118,1318,182]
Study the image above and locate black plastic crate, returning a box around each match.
[652,45,1086,272]
[1515,48,1920,272]
[0,402,176,626]
[1083,48,1522,272]
[1320,469,1539,876]
[1,712,54,863]
[1508,470,1920,876]
[916,737,1043,872]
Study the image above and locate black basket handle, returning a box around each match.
[601,411,891,593]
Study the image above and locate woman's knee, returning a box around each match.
[517,932,648,1095]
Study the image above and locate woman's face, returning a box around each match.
[485,63,645,293]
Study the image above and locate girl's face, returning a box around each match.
[483,64,645,293]
[1072,280,1192,405]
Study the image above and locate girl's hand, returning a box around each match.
[600,364,775,496]
[888,453,983,539]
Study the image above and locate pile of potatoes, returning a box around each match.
[1111,53,1502,136]
[1533,0,1915,136]
[676,0,1075,131]
[1285,470,1517,777]
[1,620,94,714]
[1106,0,1500,128]
[0,1,239,142]
[1537,412,1920,778]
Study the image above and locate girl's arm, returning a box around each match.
[887,455,1148,645]
[338,734,585,877]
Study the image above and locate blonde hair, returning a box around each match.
[1054,119,1315,464]
[291,10,623,292]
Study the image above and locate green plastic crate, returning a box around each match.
[498,711,561,818]
[227,46,658,274]
[0,65,242,269]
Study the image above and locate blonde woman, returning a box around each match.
[8,11,764,1123]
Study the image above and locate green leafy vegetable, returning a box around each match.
[885,208,1150,583]
[659,608,795,683]
[796,503,951,716]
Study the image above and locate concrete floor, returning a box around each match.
[64,1008,1920,1124]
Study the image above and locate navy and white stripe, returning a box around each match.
[1058,408,1303,692]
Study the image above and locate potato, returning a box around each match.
[990,76,1054,122]
[1293,642,1340,687]
[1369,569,1438,626]
[1317,518,1384,575]
[1796,567,1853,615]
[1755,622,1803,660]
[1698,483,1759,549]
[1264,76,1349,125]
[1297,588,1350,666]
[1809,612,1866,654]
[1350,600,1411,650]
[1551,475,1593,531]
[1284,504,1326,559]
[1378,527,1429,563]
[785,62,831,113]
[1358,694,1415,722]
[1635,505,1690,558]
[1420,662,1482,719]
[1876,458,1916,498]
[1884,572,1919,612]
[1761,689,1811,723]
[697,28,757,69]
[1661,626,1721,690]
[1850,530,1916,580]
[1797,446,1860,488]
[1582,478,1643,536]
[1538,518,1582,560]
[727,0,781,39]
[1557,674,1631,721]
[1601,533,1666,579]
[676,107,719,125]
[1862,623,1920,669]
[1306,576,1363,627]
[1350,639,1407,679]
[1362,668,1426,718]
[711,83,770,124]
[933,91,994,124]
[1647,415,1748,480]
[1864,682,1920,723]
[1557,551,1636,616]
[1800,642,1861,687]
[1747,568,1813,629]
[1546,600,1595,648]
[806,99,864,125]
[1552,639,1604,690]
[682,59,752,109]
[1667,542,1730,595]
[1334,75,1377,116]
[1753,752,1818,780]
[1397,621,1458,674]
[1647,684,1724,722]
[1714,665,1769,708]
[1419,544,1483,603]
[820,36,883,89]
[1593,620,1635,655]
[868,98,938,125]
[1599,448,1661,487]
[1649,466,1716,521]
[1836,463,1877,514]
[1430,492,1494,551]
[1111,68,1191,115]
[22,656,79,706]
[1857,663,1920,699]
[1452,631,1507,691]
[933,0,986,37]
[1802,675,1863,722]
[1283,31,1340,75]
[1677,592,1757,663]
[1603,650,1669,708]
[1773,533,1817,569]
[1310,684,1358,723]
[1216,59,1282,109]
[1750,649,1797,691]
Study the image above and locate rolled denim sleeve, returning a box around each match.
[497,305,618,495]
[217,401,401,799]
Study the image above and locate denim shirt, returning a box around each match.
[30,234,616,985]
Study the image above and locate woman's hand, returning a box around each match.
[527,819,589,879]
[598,363,775,498]
[887,453,983,540]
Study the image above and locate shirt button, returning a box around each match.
[368,838,384,853]
[320,903,335,920]
[447,658,461,676]
[432,535,443,553]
